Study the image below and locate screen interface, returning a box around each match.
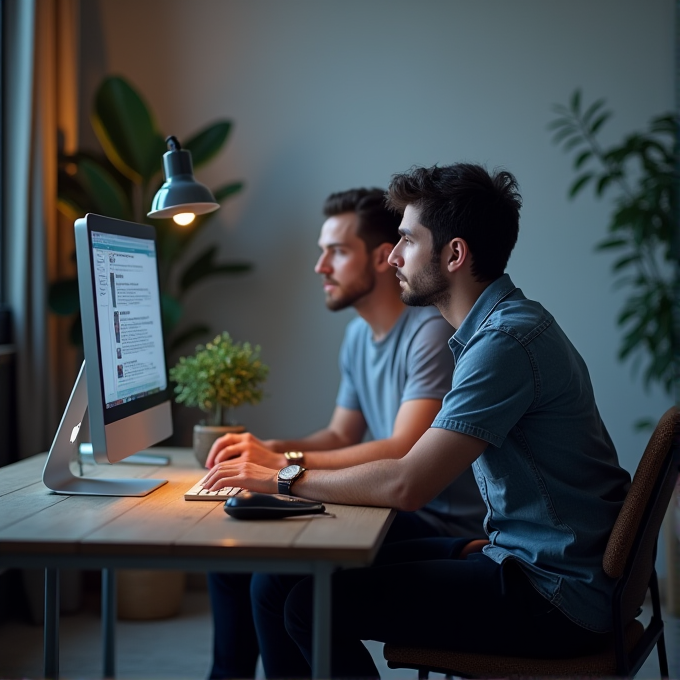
[91,230,167,410]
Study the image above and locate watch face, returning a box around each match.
[279,464,302,480]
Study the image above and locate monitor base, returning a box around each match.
[43,362,168,497]
[48,476,167,497]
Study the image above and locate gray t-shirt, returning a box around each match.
[337,306,486,537]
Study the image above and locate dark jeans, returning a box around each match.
[254,539,609,679]
[207,511,462,679]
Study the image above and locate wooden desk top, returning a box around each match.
[0,448,394,568]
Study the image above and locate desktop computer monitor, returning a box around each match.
[43,214,173,496]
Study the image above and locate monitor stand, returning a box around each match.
[42,362,167,496]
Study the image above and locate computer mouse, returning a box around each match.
[224,491,326,520]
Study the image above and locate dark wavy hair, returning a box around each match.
[323,188,401,251]
[386,163,522,282]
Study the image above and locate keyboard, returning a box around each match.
[184,477,244,501]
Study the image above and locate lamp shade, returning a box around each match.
[147,136,219,219]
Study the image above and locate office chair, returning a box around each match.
[384,406,680,678]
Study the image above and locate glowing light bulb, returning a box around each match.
[173,212,195,226]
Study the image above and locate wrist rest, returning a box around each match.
[224,491,326,519]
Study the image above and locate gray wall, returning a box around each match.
[84,0,673,560]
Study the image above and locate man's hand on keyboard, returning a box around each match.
[201,460,279,495]
[205,432,288,470]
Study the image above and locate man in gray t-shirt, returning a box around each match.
[204,188,485,679]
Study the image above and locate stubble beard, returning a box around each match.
[399,259,450,309]
[323,270,376,311]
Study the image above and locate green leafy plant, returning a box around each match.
[549,90,678,415]
[51,75,251,351]
[169,332,269,426]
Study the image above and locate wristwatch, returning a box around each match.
[284,451,305,465]
[277,464,306,495]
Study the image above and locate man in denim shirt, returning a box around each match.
[203,163,632,678]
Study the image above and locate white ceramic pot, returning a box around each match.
[193,424,246,467]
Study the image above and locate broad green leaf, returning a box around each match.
[617,306,640,325]
[213,181,245,202]
[552,128,580,146]
[612,253,640,272]
[69,314,83,346]
[161,294,183,336]
[184,121,232,169]
[92,76,167,184]
[590,112,611,135]
[546,119,574,132]
[618,323,648,359]
[574,150,593,169]
[595,237,628,251]
[650,114,676,134]
[550,104,571,116]
[582,98,607,124]
[595,174,613,196]
[178,245,252,294]
[633,418,655,431]
[48,279,80,315]
[76,158,132,220]
[568,173,593,197]
[57,196,84,222]
[564,136,586,152]
[570,89,582,112]
[645,350,672,387]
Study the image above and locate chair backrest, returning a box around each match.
[602,406,680,623]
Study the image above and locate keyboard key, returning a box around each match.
[184,480,244,501]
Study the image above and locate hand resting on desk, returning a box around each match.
[206,432,286,470]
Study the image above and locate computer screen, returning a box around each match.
[43,214,173,496]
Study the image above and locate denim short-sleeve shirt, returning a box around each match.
[432,274,631,632]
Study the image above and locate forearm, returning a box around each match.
[267,429,353,454]
[291,458,413,509]
[272,400,440,468]
[303,438,404,470]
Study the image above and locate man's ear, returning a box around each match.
[372,242,395,272]
[443,238,469,273]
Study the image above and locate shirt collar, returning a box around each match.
[450,274,517,348]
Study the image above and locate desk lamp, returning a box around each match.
[147,136,219,225]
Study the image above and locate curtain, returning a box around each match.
[4,0,79,459]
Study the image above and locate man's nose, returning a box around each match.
[314,253,330,274]
[388,245,402,268]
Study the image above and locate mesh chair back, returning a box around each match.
[602,406,680,623]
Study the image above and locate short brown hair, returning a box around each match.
[323,188,400,251]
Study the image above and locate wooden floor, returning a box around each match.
[0,576,677,679]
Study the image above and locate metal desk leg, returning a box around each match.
[102,568,116,678]
[44,568,60,679]
[312,563,333,679]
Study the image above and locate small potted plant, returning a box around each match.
[170,332,269,466]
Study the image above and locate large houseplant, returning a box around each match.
[169,332,269,465]
[50,75,251,352]
[548,90,678,425]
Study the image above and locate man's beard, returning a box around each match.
[399,260,449,308]
[324,270,376,311]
